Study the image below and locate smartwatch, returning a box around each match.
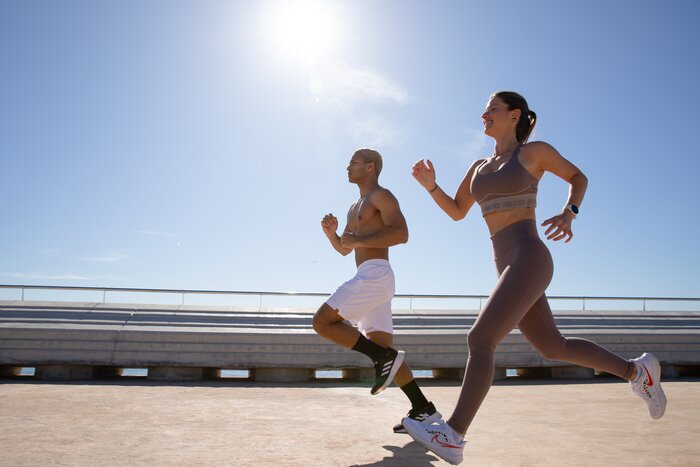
[565,204,579,217]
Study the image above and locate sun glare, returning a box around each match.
[264,1,340,63]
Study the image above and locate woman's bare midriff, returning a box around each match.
[483,208,536,236]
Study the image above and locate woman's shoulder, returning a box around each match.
[469,157,488,169]
[520,141,561,160]
[463,158,487,177]
[521,140,559,152]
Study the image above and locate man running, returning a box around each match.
[313,148,442,433]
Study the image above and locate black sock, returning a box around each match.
[400,380,429,409]
[351,334,388,361]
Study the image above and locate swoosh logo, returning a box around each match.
[642,364,654,387]
[431,434,461,449]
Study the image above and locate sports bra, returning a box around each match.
[470,145,539,217]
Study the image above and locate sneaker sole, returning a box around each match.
[403,420,463,465]
[371,350,405,395]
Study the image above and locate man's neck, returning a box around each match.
[357,179,380,197]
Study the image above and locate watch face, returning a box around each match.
[570,205,579,214]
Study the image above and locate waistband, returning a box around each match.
[490,219,540,252]
[480,193,537,217]
[357,258,392,270]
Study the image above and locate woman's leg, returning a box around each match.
[517,295,635,379]
[447,242,553,434]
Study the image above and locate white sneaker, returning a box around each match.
[402,418,465,465]
[393,401,443,434]
[629,353,667,419]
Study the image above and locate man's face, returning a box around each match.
[347,153,371,183]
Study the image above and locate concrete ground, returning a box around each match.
[0,377,698,466]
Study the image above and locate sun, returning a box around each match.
[263,0,340,63]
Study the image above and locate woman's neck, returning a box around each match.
[492,135,521,157]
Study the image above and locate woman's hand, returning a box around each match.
[541,210,575,242]
[412,159,437,191]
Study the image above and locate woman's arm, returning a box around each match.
[412,158,483,221]
[528,141,588,242]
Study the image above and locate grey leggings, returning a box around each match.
[448,219,634,434]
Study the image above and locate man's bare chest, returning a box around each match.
[349,199,380,229]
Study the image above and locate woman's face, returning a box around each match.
[481,97,519,138]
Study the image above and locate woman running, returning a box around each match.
[403,91,667,465]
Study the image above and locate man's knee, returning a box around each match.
[312,303,341,334]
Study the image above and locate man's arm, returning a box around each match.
[341,190,408,248]
[321,213,353,256]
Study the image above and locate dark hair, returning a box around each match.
[354,148,383,177]
[492,91,537,143]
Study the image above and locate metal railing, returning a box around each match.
[1,284,699,312]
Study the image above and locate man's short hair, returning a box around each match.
[354,148,383,177]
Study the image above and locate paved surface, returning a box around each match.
[0,377,698,466]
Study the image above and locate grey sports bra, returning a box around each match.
[470,145,539,217]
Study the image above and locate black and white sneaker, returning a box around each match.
[370,347,405,395]
[393,401,443,433]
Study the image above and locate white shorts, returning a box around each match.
[326,259,395,335]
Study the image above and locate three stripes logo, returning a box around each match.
[379,360,393,377]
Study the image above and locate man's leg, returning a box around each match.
[312,303,404,395]
[368,330,442,434]
[366,331,416,389]
[313,303,386,357]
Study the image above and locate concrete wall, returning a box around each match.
[1,301,699,381]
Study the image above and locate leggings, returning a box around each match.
[447,219,634,434]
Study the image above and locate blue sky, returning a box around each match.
[1,0,699,301]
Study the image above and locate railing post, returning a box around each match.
[583,297,586,311]
[258,293,263,311]
[21,287,25,301]
[181,292,186,306]
[409,296,413,311]
[479,297,483,310]
[643,298,646,312]
[102,290,106,303]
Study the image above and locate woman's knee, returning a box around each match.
[467,328,497,355]
[534,337,568,361]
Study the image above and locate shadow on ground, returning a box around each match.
[349,441,439,466]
